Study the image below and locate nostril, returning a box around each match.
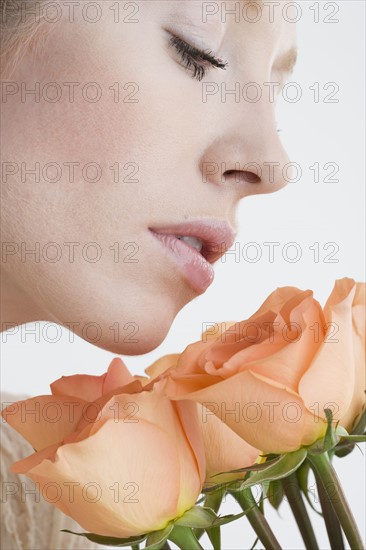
[224,170,261,184]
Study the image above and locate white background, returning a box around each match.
[1,2,365,549]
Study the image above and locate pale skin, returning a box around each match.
[0,0,297,353]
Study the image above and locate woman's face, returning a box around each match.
[1,0,296,354]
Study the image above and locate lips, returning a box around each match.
[148,219,237,294]
[148,219,236,264]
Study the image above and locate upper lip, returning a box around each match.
[148,219,237,264]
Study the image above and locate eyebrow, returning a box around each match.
[274,47,298,74]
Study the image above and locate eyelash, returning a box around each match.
[169,35,228,82]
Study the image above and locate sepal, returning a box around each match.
[145,523,174,549]
[309,408,366,456]
[60,530,147,547]
[232,449,307,491]
[175,505,246,529]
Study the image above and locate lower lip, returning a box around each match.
[149,231,215,293]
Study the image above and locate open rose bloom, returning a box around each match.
[1,277,364,542]
[1,359,206,538]
[154,278,365,454]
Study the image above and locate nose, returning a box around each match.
[199,109,290,199]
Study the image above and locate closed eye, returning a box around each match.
[168,34,228,82]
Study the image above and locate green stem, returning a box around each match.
[281,472,319,550]
[312,465,345,550]
[308,452,364,549]
[169,526,204,550]
[231,488,282,550]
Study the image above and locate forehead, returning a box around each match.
[161,0,297,71]
[162,1,297,30]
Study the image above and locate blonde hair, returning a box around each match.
[1,0,48,78]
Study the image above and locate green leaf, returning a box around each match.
[210,511,247,527]
[333,441,356,458]
[202,480,239,495]
[267,479,285,510]
[333,404,366,458]
[212,455,281,476]
[204,490,224,513]
[145,523,174,550]
[60,530,146,547]
[175,506,216,528]
[238,448,307,491]
[261,479,270,500]
[177,506,246,530]
[338,434,366,442]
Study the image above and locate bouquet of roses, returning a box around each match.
[2,278,365,550]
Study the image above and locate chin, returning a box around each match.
[38,263,196,355]
[56,293,183,356]
[85,326,172,356]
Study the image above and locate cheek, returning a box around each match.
[0,86,194,345]
[1,62,198,243]
[1,85,153,246]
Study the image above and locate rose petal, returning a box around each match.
[145,354,180,380]
[2,396,87,451]
[299,279,357,422]
[173,399,206,485]
[198,403,259,484]
[15,418,183,538]
[11,441,61,475]
[169,370,325,453]
[165,372,220,398]
[201,321,238,342]
[252,286,305,318]
[51,373,105,401]
[101,357,134,394]
[202,312,279,367]
[340,282,366,430]
[50,358,135,401]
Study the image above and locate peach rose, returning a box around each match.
[2,359,205,538]
[156,278,365,454]
[338,282,365,430]
[146,358,260,484]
